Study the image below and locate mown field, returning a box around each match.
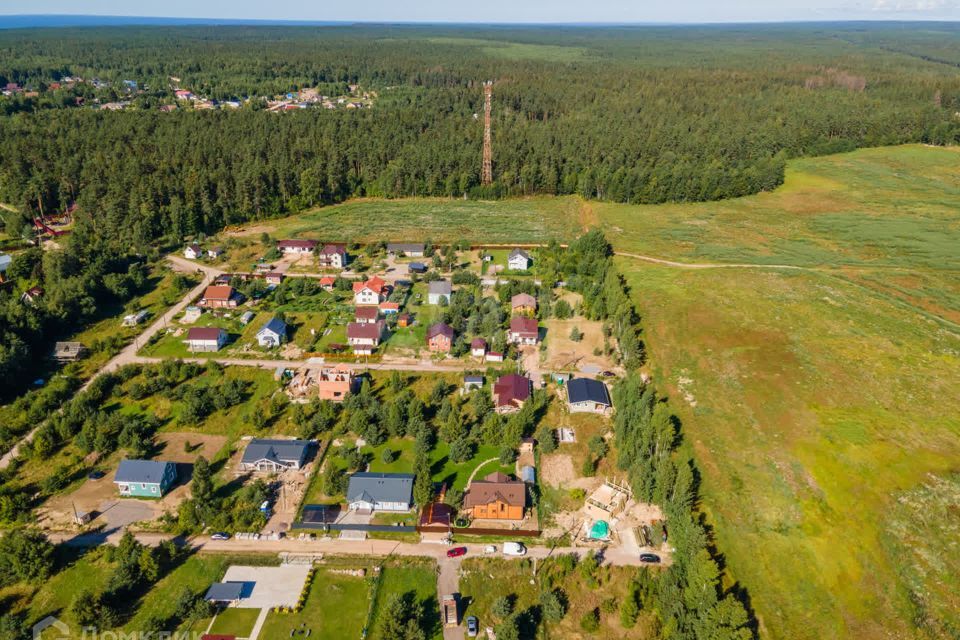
[597,145,960,640]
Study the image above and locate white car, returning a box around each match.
[502,542,526,556]
[484,545,497,554]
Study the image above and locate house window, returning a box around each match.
[141,483,146,489]
[152,486,157,493]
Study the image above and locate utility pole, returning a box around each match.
[481,81,493,186]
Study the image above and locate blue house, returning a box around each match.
[114,460,177,498]
[256,317,287,348]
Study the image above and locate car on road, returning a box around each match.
[639,553,661,564]
[446,546,468,558]
[210,532,231,541]
[87,470,105,480]
[483,545,497,554]
[466,616,479,636]
[600,370,616,378]
[502,542,526,556]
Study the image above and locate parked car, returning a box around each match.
[466,616,479,637]
[210,532,231,541]
[502,542,526,556]
[446,546,468,558]
[87,470,105,480]
[483,545,497,554]
[600,370,616,378]
[639,553,661,564]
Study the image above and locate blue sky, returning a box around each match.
[1,0,958,23]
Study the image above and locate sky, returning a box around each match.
[0,0,958,23]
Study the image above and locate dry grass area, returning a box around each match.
[153,432,228,463]
[542,316,614,373]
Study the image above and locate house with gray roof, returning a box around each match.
[346,472,415,512]
[387,243,425,257]
[256,317,287,348]
[428,279,452,305]
[566,377,613,414]
[240,439,311,472]
[204,582,246,604]
[114,459,177,498]
[508,248,532,271]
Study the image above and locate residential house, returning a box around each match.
[201,285,239,309]
[239,311,255,325]
[507,317,539,345]
[387,243,425,257]
[122,310,150,327]
[493,374,531,413]
[114,459,177,498]
[379,301,400,315]
[463,472,526,520]
[182,306,203,323]
[256,317,287,348]
[346,472,415,512]
[317,243,349,268]
[353,276,388,305]
[567,377,613,414]
[519,437,536,454]
[184,244,202,260]
[316,368,354,402]
[470,337,487,358]
[207,247,224,259]
[508,248,532,271]
[264,272,284,286]
[185,327,227,352]
[240,439,311,472]
[355,306,381,325]
[511,293,537,315]
[346,320,385,354]
[53,342,87,362]
[464,375,484,392]
[426,323,454,353]
[485,351,504,363]
[319,276,336,291]
[428,280,452,305]
[174,89,194,100]
[277,239,318,255]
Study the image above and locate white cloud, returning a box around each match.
[870,0,960,12]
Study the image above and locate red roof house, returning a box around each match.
[493,374,532,413]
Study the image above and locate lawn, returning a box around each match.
[225,196,585,245]
[357,437,514,491]
[209,607,261,636]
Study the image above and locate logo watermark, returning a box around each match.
[33,616,206,640]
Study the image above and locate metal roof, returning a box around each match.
[204,582,245,602]
[347,472,414,505]
[241,439,310,466]
[567,377,612,406]
[429,280,452,295]
[114,459,174,485]
[258,316,287,336]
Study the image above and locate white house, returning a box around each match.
[122,310,150,327]
[346,473,414,512]
[353,276,388,306]
[184,327,227,352]
[508,248,532,271]
[317,243,349,269]
[184,244,202,260]
[428,280,452,305]
[256,317,287,348]
[346,321,385,355]
[277,239,318,254]
[566,377,613,414]
[207,247,224,259]
[182,306,202,324]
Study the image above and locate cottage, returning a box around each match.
[387,243,425,258]
[508,248,532,271]
[256,317,287,348]
[316,368,354,401]
[463,472,526,520]
[319,275,336,291]
[264,272,284,286]
[493,374,531,413]
[122,310,150,327]
[114,459,177,497]
[379,301,400,314]
[184,244,202,260]
[511,293,537,315]
[277,239,318,255]
[397,313,413,328]
[317,243,349,268]
[182,306,203,323]
[355,306,381,324]
[567,377,613,414]
[507,317,539,345]
[426,323,454,353]
[470,337,487,358]
[53,341,87,362]
[464,375,484,392]
[185,327,227,352]
[207,247,224,259]
[485,351,504,363]
[240,439,311,472]
[428,280,452,305]
[346,321,385,354]
[239,311,255,325]
[346,472,415,512]
[519,437,536,454]
[201,285,239,309]
[353,276,388,305]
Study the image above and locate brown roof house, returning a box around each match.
[507,317,539,346]
[346,320,385,355]
[185,327,227,352]
[464,472,526,521]
[470,337,487,358]
[355,306,381,325]
[426,323,454,353]
[353,276,389,305]
[201,285,239,309]
[511,293,537,315]
[277,239,318,254]
[317,243,349,268]
[493,374,532,413]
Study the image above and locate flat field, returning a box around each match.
[598,144,960,640]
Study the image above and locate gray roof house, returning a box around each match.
[114,459,177,498]
[256,317,287,348]
[428,279,452,305]
[240,439,311,472]
[508,248,532,271]
[347,472,415,512]
[387,243,425,257]
[567,377,613,414]
[204,582,246,604]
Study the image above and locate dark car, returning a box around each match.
[210,532,231,541]
[87,470,105,480]
[600,370,617,378]
[639,553,661,564]
[446,546,468,558]
[466,616,479,637]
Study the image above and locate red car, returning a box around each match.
[446,546,468,558]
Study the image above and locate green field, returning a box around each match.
[599,145,960,640]
[229,196,584,244]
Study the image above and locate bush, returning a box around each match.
[580,608,600,632]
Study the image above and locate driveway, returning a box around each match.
[99,499,158,530]
[438,559,465,640]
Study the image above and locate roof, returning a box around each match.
[115,459,174,484]
[387,243,425,252]
[471,337,487,349]
[464,472,525,508]
[204,582,245,602]
[567,378,612,406]
[511,293,537,308]
[355,306,380,320]
[408,262,427,271]
[380,301,400,311]
[509,248,531,260]
[241,439,310,466]
[203,285,234,301]
[318,243,346,255]
[427,323,454,340]
[494,374,531,407]
[429,280,452,295]
[258,317,287,336]
[510,316,539,336]
[186,327,224,342]
[187,243,201,252]
[465,375,484,384]
[0,254,11,272]
[346,321,383,340]
[346,472,415,505]
[353,276,387,294]
[277,239,318,250]
[319,276,336,286]
[264,271,284,279]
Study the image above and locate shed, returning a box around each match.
[204,582,246,604]
[240,311,255,325]
[520,465,536,484]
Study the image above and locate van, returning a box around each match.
[502,542,526,556]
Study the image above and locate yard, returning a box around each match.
[208,608,261,637]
